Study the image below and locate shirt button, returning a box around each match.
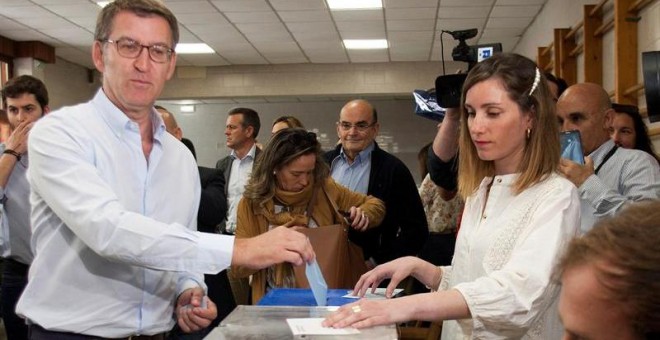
[496,178,502,183]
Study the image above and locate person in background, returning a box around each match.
[556,201,660,340]
[215,107,261,236]
[324,53,581,339]
[15,1,313,338]
[0,75,50,340]
[271,115,304,136]
[325,99,428,271]
[545,72,568,101]
[215,107,261,306]
[609,103,659,164]
[416,143,463,268]
[157,106,233,339]
[232,128,385,303]
[556,83,660,232]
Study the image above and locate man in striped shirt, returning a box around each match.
[556,83,660,232]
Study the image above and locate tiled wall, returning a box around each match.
[161,61,464,99]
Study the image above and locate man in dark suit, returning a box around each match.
[156,106,233,338]
[214,107,261,306]
[214,108,261,236]
[324,99,428,270]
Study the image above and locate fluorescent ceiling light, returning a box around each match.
[343,39,388,50]
[327,0,382,10]
[96,1,111,7]
[180,105,195,113]
[175,43,215,54]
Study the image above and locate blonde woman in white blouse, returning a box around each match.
[324,53,581,339]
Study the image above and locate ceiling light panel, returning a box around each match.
[343,39,388,49]
[176,43,215,54]
[327,0,382,10]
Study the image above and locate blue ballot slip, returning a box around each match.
[306,259,328,306]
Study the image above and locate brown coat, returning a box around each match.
[232,177,385,303]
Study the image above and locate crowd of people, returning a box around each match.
[0,0,658,339]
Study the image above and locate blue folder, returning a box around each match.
[257,288,357,307]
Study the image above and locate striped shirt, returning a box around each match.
[579,139,660,232]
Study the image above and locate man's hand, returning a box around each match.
[232,226,315,270]
[175,287,217,333]
[4,121,33,155]
[559,156,595,187]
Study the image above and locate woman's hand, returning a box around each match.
[348,206,369,231]
[352,256,422,298]
[322,298,412,329]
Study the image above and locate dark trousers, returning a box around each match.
[28,324,165,340]
[1,258,29,340]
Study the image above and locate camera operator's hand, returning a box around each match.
[444,107,460,122]
[432,108,460,162]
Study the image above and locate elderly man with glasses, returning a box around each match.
[324,99,428,273]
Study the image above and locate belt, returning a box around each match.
[117,335,165,340]
[29,324,167,340]
[429,230,455,235]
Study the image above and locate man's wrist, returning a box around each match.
[2,149,21,161]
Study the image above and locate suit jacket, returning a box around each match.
[324,143,428,264]
[215,147,261,229]
[197,166,227,233]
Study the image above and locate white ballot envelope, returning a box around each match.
[306,259,328,306]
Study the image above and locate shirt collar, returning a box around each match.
[339,142,375,164]
[589,139,616,165]
[93,89,165,142]
[230,143,257,160]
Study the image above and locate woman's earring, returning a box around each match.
[273,171,277,175]
[526,128,531,139]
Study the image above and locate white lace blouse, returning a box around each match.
[439,173,580,339]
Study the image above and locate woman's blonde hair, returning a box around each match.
[243,128,329,208]
[458,53,559,198]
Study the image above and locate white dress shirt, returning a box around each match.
[578,139,660,232]
[439,173,580,339]
[225,144,256,234]
[0,145,33,264]
[16,90,234,337]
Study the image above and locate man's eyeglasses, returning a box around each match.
[101,38,174,63]
[337,121,376,132]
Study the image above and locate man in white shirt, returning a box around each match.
[556,83,660,232]
[0,75,50,340]
[214,108,260,306]
[15,1,313,338]
[215,108,261,236]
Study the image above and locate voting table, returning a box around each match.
[203,305,398,339]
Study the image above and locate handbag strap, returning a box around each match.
[320,185,346,227]
[304,185,319,221]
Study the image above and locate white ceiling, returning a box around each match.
[0,0,547,69]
